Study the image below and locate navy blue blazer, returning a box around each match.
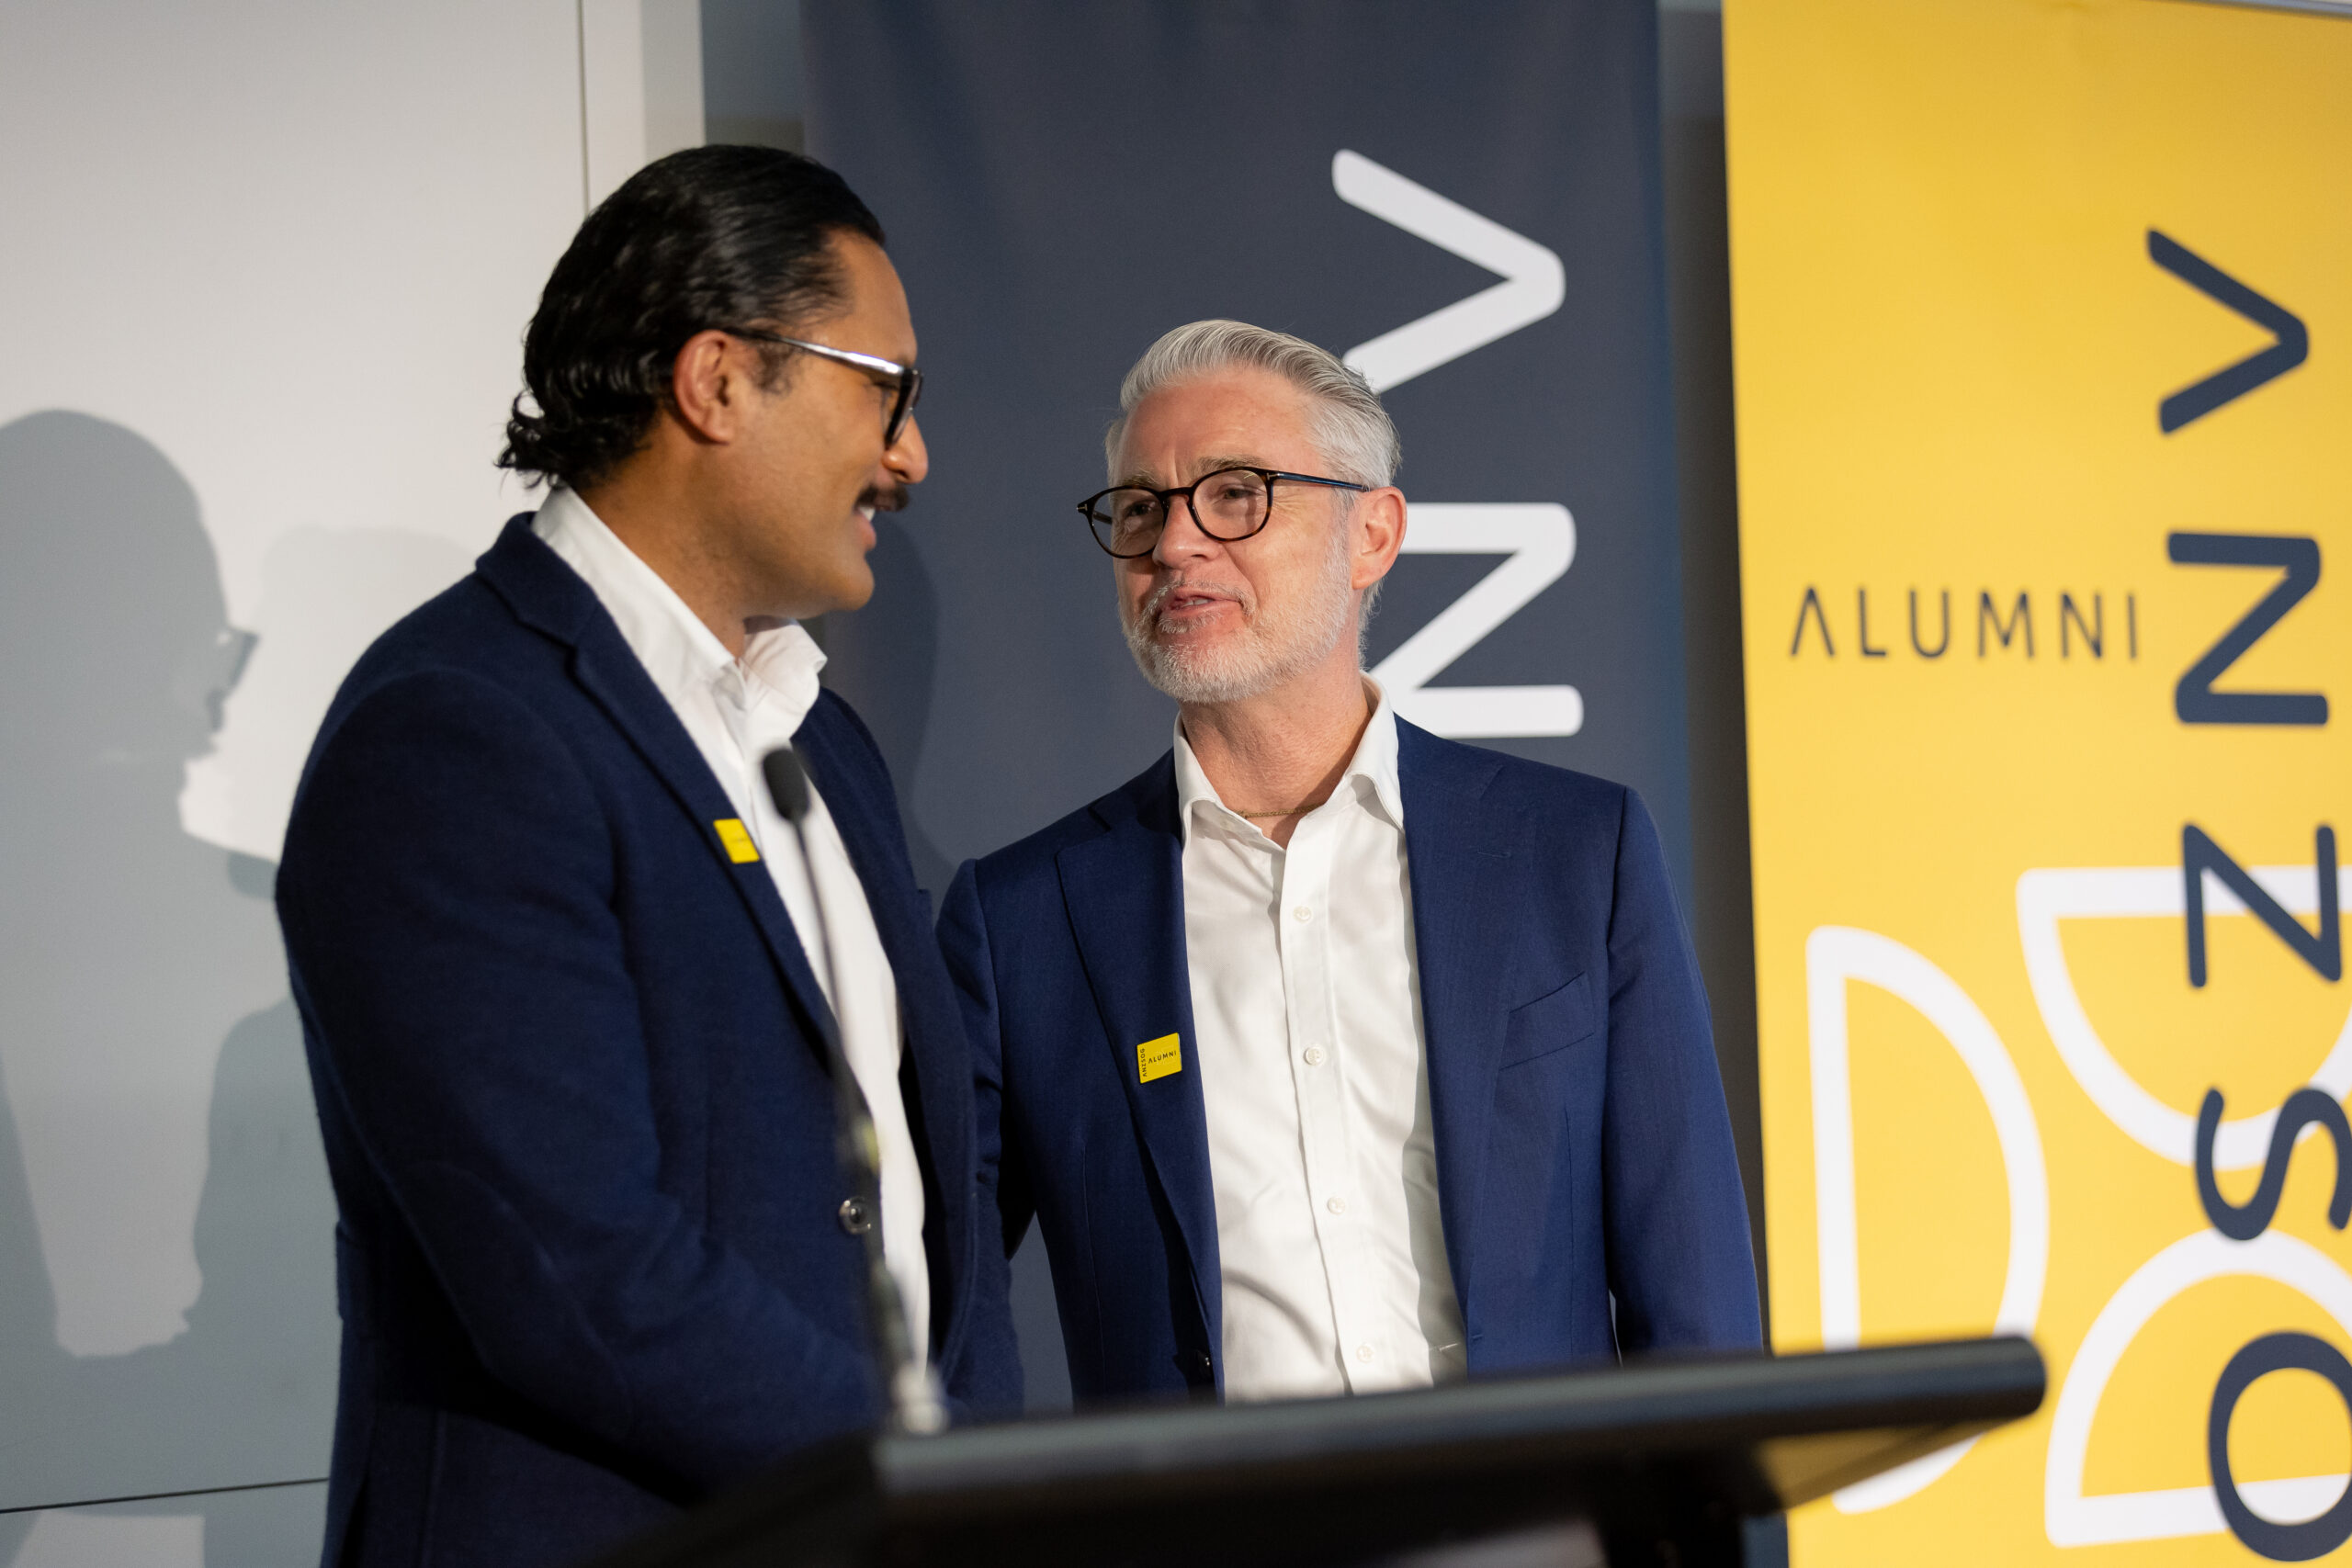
[277,518,1021,1568]
[939,722,1758,1405]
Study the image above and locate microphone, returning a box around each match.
[761,745,947,1438]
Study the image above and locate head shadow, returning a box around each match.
[0,412,334,1538]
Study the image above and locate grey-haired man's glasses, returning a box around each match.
[1077,467,1369,558]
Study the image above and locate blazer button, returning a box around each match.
[1185,1349,1214,1382]
[838,1197,874,1235]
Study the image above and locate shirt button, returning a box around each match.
[1303,1045,1327,1066]
[1354,1344,1374,1363]
[1327,1196,1348,1215]
[1292,905,1313,922]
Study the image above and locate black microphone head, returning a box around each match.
[762,746,811,823]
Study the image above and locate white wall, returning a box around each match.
[0,4,697,1562]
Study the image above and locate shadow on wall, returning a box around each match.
[181,525,475,863]
[0,412,336,1566]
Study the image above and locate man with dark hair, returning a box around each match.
[277,146,1018,1568]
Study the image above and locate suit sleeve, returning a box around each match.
[936,861,1032,1402]
[279,670,875,1492]
[1597,787,1763,1354]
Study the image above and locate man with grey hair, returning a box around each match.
[942,321,1758,1407]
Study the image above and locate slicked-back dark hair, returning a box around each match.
[499,144,886,491]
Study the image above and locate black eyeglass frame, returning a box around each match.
[718,328,924,447]
[1076,467,1371,558]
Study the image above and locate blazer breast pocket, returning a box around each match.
[1499,972,1596,1068]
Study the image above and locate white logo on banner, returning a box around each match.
[2018,864,2352,1169]
[1805,868,2352,1540]
[1805,926,2049,1512]
[1334,151,1580,739]
[1371,505,1582,739]
[2044,1229,2352,1547]
[1331,150,1566,394]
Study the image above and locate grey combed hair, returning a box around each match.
[1102,320,1401,488]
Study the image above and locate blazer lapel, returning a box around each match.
[780,707,925,1022]
[476,520,841,1050]
[1397,721,1519,1325]
[1053,761,1223,1350]
[793,705,974,1344]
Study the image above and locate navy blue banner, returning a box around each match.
[805,0,1689,1404]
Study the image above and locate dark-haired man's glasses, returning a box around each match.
[720,329,923,447]
[1076,467,1369,558]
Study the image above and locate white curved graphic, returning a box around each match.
[1370,504,1581,739]
[2045,1229,2352,1546]
[1807,926,2051,1511]
[2018,866,2352,1169]
[1332,150,1565,394]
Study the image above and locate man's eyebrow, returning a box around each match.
[1113,456,1269,489]
[1193,455,1264,478]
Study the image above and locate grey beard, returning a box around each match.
[1122,526,1357,705]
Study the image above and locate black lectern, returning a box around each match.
[592,1336,2041,1568]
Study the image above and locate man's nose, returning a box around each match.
[885,414,929,486]
[1152,496,1220,565]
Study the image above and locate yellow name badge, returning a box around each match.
[713,818,761,864]
[1136,1032,1182,1084]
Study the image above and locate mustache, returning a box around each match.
[859,481,911,514]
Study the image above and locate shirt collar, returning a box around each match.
[736,615,827,739]
[532,486,828,736]
[1171,681,1405,849]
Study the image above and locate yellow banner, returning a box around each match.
[1724,0,2352,1560]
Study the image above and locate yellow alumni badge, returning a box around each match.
[713,818,760,864]
[1136,1032,1182,1083]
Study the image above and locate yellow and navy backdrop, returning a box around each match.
[1726,0,2352,1561]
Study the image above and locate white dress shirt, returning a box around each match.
[533,488,928,1366]
[1175,686,1465,1402]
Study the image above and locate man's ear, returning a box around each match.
[1351,486,1408,592]
[668,329,759,446]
